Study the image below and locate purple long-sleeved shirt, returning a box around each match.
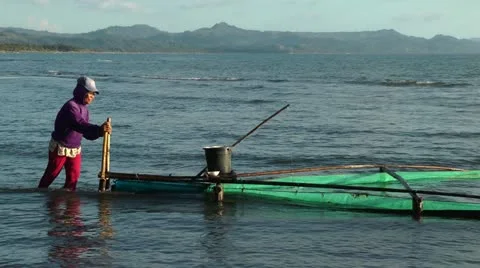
[51,84,103,148]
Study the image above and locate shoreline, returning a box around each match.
[2,50,480,55]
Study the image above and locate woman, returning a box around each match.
[38,76,112,191]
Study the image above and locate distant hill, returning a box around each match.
[84,24,164,39]
[1,22,480,54]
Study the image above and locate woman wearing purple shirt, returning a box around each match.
[38,76,112,191]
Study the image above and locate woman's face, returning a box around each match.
[84,91,96,105]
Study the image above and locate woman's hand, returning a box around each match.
[101,121,112,134]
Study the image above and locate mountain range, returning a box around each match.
[1,22,480,54]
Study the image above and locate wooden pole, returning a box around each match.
[98,117,111,192]
[213,182,224,202]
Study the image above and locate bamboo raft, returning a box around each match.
[104,164,480,220]
[97,107,480,220]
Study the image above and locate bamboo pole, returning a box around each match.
[234,164,464,178]
[107,171,197,182]
[99,132,108,180]
[383,164,464,171]
[235,164,381,178]
[230,104,290,148]
[107,164,381,183]
[105,122,111,190]
[107,164,467,183]
[98,118,111,192]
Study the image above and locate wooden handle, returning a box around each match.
[105,117,111,173]
[99,117,111,192]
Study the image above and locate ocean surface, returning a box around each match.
[1,52,480,267]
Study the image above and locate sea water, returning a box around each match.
[1,53,480,267]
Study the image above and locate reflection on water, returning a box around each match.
[97,194,114,264]
[45,192,114,267]
[98,195,114,240]
[47,193,88,266]
[202,200,237,266]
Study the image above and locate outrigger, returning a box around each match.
[97,106,480,220]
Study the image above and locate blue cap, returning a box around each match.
[77,76,99,94]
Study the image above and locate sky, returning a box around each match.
[1,0,479,39]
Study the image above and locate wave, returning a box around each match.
[267,79,289,83]
[46,70,111,78]
[233,85,265,90]
[347,79,471,88]
[0,58,46,62]
[0,187,138,197]
[2,71,294,85]
[46,70,76,77]
[247,99,278,104]
[259,154,464,170]
[0,70,113,80]
[140,75,246,82]
[140,76,290,84]
[240,154,409,170]
[109,123,133,129]
[0,75,22,79]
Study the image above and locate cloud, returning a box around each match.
[75,0,141,12]
[33,0,50,5]
[179,0,236,9]
[280,0,317,6]
[423,13,443,23]
[393,13,443,23]
[27,16,60,32]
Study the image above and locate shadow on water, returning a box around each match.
[45,192,115,267]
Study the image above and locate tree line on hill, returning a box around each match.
[1,22,480,54]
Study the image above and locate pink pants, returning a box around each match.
[38,149,82,191]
